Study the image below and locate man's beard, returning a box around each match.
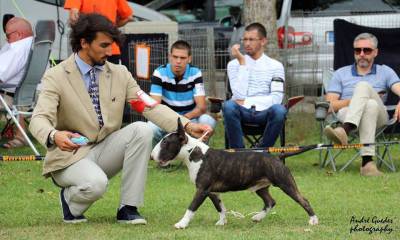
[93,58,106,66]
[356,58,370,68]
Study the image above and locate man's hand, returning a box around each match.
[393,102,400,121]
[54,131,81,152]
[185,122,213,142]
[231,44,245,65]
[69,8,79,25]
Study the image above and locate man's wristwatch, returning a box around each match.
[49,130,58,145]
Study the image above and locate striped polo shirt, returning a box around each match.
[150,63,205,114]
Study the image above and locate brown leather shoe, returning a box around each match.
[324,126,348,145]
[360,161,383,176]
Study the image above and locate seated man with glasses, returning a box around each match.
[223,22,287,149]
[324,32,400,176]
[0,17,34,148]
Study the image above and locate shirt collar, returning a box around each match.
[166,63,190,80]
[246,53,266,64]
[75,53,104,76]
[351,63,377,76]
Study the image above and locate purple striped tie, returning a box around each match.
[89,68,104,128]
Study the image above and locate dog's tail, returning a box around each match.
[278,144,318,160]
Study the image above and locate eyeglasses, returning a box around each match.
[240,38,261,43]
[354,47,374,55]
[5,30,17,40]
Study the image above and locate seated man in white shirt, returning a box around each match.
[223,22,287,148]
[0,17,34,148]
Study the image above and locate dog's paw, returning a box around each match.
[215,218,227,226]
[251,211,267,222]
[308,215,319,225]
[174,221,189,229]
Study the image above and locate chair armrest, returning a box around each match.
[207,97,224,113]
[286,95,304,109]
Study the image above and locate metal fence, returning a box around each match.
[124,13,400,101]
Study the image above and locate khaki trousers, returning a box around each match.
[51,122,153,216]
[336,82,388,156]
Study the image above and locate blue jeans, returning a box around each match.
[223,100,287,148]
[148,114,217,146]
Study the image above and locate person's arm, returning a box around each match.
[63,0,81,25]
[116,0,134,27]
[325,93,350,112]
[324,70,348,112]
[29,72,80,151]
[68,8,80,24]
[184,95,207,119]
[227,44,248,104]
[390,82,400,121]
[116,15,133,27]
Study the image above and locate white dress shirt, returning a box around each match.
[0,36,33,92]
[227,53,285,111]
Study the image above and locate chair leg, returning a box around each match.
[376,145,396,172]
[0,96,40,156]
[339,150,360,172]
[280,124,285,147]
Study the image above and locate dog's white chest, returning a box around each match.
[188,161,203,183]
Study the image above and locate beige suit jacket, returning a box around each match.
[30,55,189,177]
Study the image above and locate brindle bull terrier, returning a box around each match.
[151,118,318,229]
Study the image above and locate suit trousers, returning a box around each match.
[51,121,153,216]
[336,82,388,156]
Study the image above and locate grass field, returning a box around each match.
[0,113,399,240]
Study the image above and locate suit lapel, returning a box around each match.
[64,56,99,127]
[98,63,111,128]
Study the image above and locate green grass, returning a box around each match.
[0,113,399,240]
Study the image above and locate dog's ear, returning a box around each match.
[177,118,187,143]
[189,146,203,162]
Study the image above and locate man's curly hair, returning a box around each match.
[69,13,124,53]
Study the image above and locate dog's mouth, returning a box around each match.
[158,159,170,167]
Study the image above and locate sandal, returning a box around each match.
[3,137,28,149]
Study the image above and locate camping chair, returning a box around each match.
[0,20,55,155]
[316,19,400,172]
[223,75,304,149]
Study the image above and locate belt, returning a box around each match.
[0,90,14,97]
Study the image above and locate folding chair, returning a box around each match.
[317,19,400,172]
[0,20,55,156]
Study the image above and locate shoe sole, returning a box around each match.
[324,127,344,145]
[63,218,88,223]
[117,219,147,225]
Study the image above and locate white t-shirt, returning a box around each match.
[0,36,33,92]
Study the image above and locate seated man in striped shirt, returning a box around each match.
[223,22,287,148]
[148,40,216,145]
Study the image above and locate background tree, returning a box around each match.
[242,0,279,58]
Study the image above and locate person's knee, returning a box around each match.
[223,100,238,118]
[198,114,217,129]
[128,122,153,145]
[365,99,379,112]
[84,175,108,201]
[270,104,287,121]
